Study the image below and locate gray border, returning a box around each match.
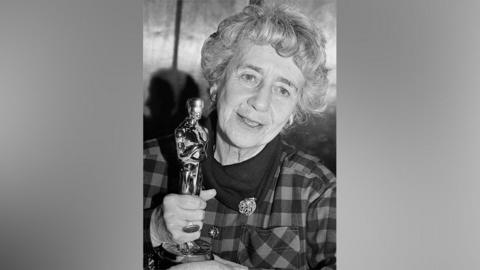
[1,0,479,269]
[338,0,480,269]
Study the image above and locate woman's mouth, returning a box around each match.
[238,114,262,128]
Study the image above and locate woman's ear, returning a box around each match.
[209,83,218,103]
[281,114,296,134]
[287,114,294,126]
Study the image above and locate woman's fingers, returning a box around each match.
[162,193,208,244]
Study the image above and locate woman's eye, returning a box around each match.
[277,87,291,97]
[240,74,258,84]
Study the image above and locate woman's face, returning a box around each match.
[215,43,305,150]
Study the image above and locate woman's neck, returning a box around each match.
[214,132,266,165]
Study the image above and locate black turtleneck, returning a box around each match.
[201,112,283,213]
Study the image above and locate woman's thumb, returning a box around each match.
[199,189,217,201]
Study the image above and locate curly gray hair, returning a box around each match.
[201,4,329,124]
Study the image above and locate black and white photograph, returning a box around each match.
[2,0,480,269]
[143,0,336,269]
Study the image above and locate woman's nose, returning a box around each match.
[247,85,271,112]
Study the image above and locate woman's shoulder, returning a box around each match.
[144,138,162,156]
[143,135,176,160]
[279,140,336,189]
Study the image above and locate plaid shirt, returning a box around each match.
[144,137,336,270]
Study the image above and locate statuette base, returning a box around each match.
[157,239,213,264]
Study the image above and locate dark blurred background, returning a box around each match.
[143,0,336,173]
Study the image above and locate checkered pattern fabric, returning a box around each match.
[144,138,336,270]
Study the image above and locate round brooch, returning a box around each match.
[208,226,219,239]
[238,197,256,216]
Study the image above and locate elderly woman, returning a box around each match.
[144,4,336,270]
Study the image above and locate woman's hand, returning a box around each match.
[162,189,216,244]
[169,255,247,270]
